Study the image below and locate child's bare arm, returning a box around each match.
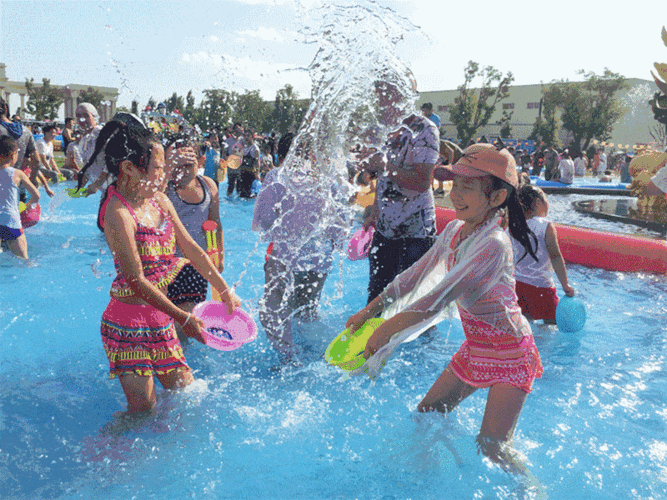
[545,222,574,296]
[17,170,41,206]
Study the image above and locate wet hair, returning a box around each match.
[0,136,18,158]
[481,176,538,263]
[0,97,9,118]
[76,120,158,190]
[42,124,56,134]
[517,184,547,214]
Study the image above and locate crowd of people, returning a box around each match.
[2,91,667,471]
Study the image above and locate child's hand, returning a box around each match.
[363,327,391,359]
[220,289,240,315]
[183,314,207,344]
[563,284,575,297]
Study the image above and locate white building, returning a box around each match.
[0,63,119,122]
[417,78,660,148]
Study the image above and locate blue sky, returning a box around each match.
[1,0,665,116]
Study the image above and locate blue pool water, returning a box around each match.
[2,182,667,499]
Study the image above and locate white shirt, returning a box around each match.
[36,138,54,162]
[558,159,575,184]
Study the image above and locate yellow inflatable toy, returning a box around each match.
[628,151,667,217]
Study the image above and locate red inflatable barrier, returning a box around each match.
[435,206,667,274]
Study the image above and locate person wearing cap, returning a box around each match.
[363,81,440,304]
[346,144,542,465]
[420,102,441,128]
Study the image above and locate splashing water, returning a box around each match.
[619,83,655,136]
[253,2,423,352]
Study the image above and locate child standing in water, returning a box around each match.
[512,185,574,324]
[93,120,239,414]
[0,136,40,259]
[346,144,542,463]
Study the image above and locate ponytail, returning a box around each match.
[483,176,538,263]
[76,121,124,190]
[506,188,538,263]
[76,120,157,190]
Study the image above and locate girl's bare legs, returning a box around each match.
[417,366,477,413]
[117,369,193,415]
[477,384,533,478]
[260,257,298,360]
[119,373,157,414]
[156,368,194,389]
[5,234,29,259]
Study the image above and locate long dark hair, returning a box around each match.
[482,176,538,263]
[517,185,547,214]
[76,121,158,190]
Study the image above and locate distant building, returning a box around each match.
[417,78,659,147]
[0,63,119,121]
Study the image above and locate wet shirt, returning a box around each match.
[376,114,439,239]
[240,143,260,173]
[0,123,36,169]
[79,125,107,182]
[0,167,21,229]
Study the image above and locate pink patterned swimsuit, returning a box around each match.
[447,227,543,393]
[101,186,187,298]
[99,186,190,378]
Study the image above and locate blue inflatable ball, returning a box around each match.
[556,296,586,333]
[251,179,262,195]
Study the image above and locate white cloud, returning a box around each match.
[236,27,285,43]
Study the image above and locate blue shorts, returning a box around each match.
[0,225,23,241]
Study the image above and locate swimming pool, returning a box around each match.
[2,181,666,499]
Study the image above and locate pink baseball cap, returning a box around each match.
[439,143,519,189]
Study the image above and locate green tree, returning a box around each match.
[183,90,197,124]
[25,78,64,120]
[497,110,513,139]
[547,69,627,154]
[528,92,561,147]
[234,89,270,132]
[165,92,185,114]
[146,97,157,112]
[449,61,514,146]
[198,89,235,130]
[270,84,309,135]
[77,87,105,110]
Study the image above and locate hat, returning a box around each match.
[440,143,518,189]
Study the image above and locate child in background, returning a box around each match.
[0,136,40,259]
[91,119,239,414]
[512,185,575,324]
[165,137,225,342]
[346,144,542,465]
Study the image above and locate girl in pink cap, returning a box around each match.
[346,143,542,466]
